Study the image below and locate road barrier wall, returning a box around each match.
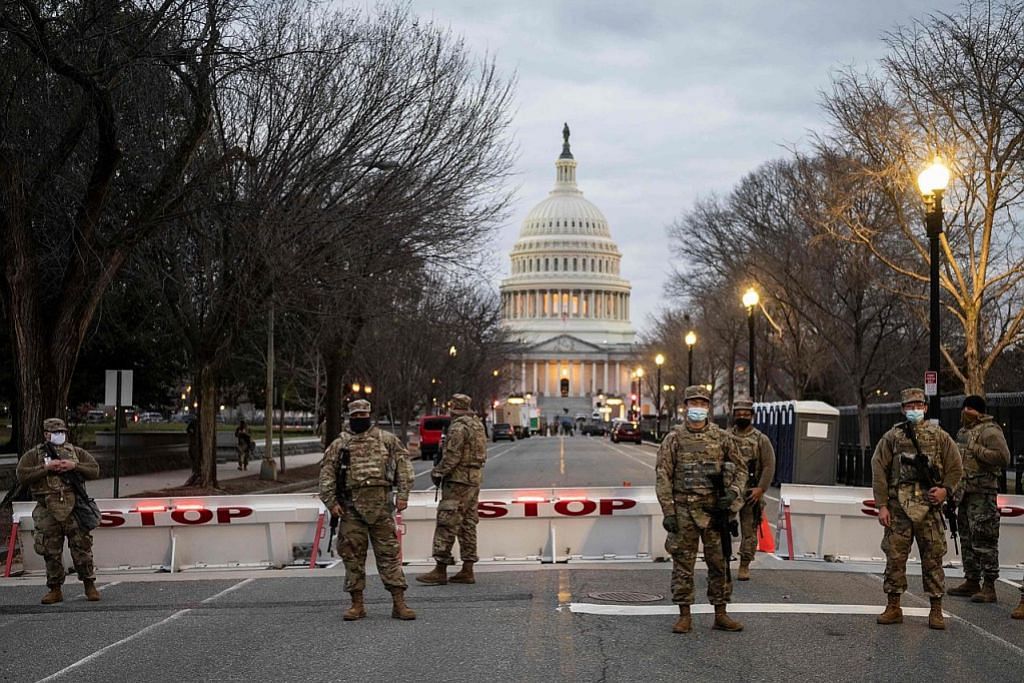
[778,483,1024,567]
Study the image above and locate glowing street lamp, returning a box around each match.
[685,330,697,385]
[743,287,760,398]
[918,157,951,421]
[655,354,665,439]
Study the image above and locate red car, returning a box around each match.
[610,421,642,444]
[418,415,451,461]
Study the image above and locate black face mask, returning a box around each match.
[349,417,372,434]
[734,418,751,430]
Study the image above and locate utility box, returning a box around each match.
[754,400,840,485]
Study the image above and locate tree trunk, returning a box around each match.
[857,390,871,451]
[198,365,218,489]
[322,315,367,442]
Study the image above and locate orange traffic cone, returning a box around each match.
[757,516,775,553]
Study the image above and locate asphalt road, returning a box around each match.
[411,434,661,491]
[3,562,1023,682]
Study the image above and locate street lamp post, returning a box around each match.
[635,367,644,424]
[685,330,696,386]
[742,288,759,399]
[655,354,665,439]
[918,158,950,422]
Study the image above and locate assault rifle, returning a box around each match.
[900,423,960,554]
[748,458,763,533]
[433,432,448,503]
[327,448,351,556]
[708,471,740,582]
[42,443,101,530]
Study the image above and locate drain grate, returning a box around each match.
[587,591,663,603]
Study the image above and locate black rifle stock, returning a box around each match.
[900,423,959,554]
[327,448,351,556]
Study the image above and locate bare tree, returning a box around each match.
[819,0,1024,395]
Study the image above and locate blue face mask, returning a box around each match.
[686,407,709,422]
[905,409,925,424]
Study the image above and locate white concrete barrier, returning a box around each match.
[5,487,670,574]
[778,483,1024,567]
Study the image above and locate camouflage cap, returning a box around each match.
[348,399,371,416]
[683,385,711,402]
[450,394,472,412]
[732,399,754,412]
[43,417,67,432]
[900,387,926,405]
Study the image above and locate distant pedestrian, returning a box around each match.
[16,418,102,605]
[417,394,487,586]
[235,419,254,471]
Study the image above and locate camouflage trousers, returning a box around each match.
[32,504,95,588]
[431,481,480,565]
[738,498,763,562]
[958,491,1001,582]
[881,501,946,598]
[236,442,252,469]
[337,487,406,592]
[665,506,732,606]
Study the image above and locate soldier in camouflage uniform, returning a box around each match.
[417,393,487,586]
[871,388,962,630]
[729,399,775,581]
[656,385,747,634]
[15,418,101,605]
[319,400,416,621]
[947,394,1010,604]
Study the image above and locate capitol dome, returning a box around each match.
[500,124,634,346]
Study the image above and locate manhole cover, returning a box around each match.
[587,591,663,603]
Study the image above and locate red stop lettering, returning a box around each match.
[511,500,542,517]
[478,501,508,518]
[217,507,253,524]
[171,508,214,525]
[599,499,637,515]
[999,505,1024,518]
[99,511,125,528]
[554,500,597,516]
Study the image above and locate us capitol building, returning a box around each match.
[499,125,636,422]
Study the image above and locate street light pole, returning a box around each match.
[918,158,950,422]
[743,288,760,399]
[685,330,696,386]
[635,367,644,424]
[655,354,664,440]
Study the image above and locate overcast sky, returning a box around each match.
[405,0,964,331]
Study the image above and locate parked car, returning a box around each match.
[492,423,515,442]
[139,412,165,423]
[85,410,107,423]
[610,421,642,444]
[418,415,451,461]
[580,421,607,436]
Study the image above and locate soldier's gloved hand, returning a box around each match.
[662,515,679,534]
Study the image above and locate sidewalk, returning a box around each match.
[2,450,326,499]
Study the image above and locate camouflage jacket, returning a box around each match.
[871,421,962,509]
[655,422,747,518]
[728,426,776,491]
[956,415,1010,494]
[432,414,487,486]
[319,427,413,509]
[16,442,100,522]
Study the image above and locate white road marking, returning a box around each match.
[567,602,939,617]
[998,577,1023,589]
[415,442,521,484]
[603,442,656,470]
[36,578,254,682]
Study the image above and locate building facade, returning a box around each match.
[499,125,636,423]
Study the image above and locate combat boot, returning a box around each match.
[390,588,416,620]
[672,605,691,633]
[876,593,903,625]
[947,578,981,597]
[41,586,63,605]
[449,561,476,584]
[1011,596,1024,619]
[737,561,751,581]
[83,579,101,602]
[971,579,997,603]
[712,604,743,631]
[929,597,946,630]
[415,562,448,585]
[343,591,366,621]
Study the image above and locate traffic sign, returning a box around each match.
[924,370,937,396]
